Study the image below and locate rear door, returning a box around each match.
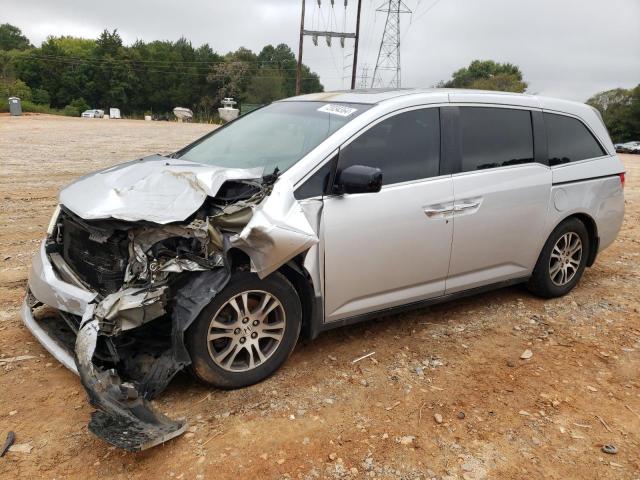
[445,105,552,293]
[322,106,455,321]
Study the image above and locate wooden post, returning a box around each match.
[296,0,306,95]
[351,0,363,90]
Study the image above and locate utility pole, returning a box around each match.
[371,0,411,88]
[296,0,363,95]
[295,0,306,95]
[350,0,363,90]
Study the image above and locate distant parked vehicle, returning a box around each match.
[109,108,121,119]
[616,141,640,153]
[81,109,104,118]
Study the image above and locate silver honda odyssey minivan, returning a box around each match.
[22,89,625,450]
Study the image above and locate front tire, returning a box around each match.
[185,271,302,389]
[527,218,590,298]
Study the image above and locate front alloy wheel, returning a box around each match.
[186,271,301,389]
[207,290,286,372]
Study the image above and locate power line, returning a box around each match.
[412,0,444,24]
[21,53,305,66]
[296,0,363,94]
[402,0,444,41]
[6,55,333,79]
[10,54,335,73]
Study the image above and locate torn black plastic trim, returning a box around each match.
[75,318,187,452]
[73,240,233,451]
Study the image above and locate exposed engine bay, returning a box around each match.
[26,158,319,451]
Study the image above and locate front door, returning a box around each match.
[322,107,455,322]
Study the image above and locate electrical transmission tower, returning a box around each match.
[371,0,411,88]
[358,63,370,89]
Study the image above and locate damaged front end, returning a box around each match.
[23,163,318,451]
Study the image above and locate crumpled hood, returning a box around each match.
[59,155,263,224]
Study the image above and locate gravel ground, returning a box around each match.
[0,114,638,479]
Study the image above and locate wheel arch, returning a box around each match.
[277,259,320,342]
[556,212,599,267]
[226,247,320,341]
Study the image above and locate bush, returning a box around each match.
[0,79,32,101]
[22,100,62,114]
[0,99,61,114]
[63,104,80,117]
[69,97,90,113]
[31,88,50,106]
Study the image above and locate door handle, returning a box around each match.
[423,206,454,218]
[453,201,480,212]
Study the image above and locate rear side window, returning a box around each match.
[544,113,606,165]
[459,107,534,172]
[338,108,440,185]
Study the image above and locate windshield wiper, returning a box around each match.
[262,166,280,186]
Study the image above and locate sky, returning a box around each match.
[3,0,639,101]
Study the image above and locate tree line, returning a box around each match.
[587,86,640,143]
[0,24,322,119]
[1,22,637,140]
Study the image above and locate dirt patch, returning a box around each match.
[0,115,638,479]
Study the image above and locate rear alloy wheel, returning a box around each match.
[528,218,590,298]
[186,271,301,389]
[548,232,583,287]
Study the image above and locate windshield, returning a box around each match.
[177,101,370,173]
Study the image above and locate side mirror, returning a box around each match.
[334,165,383,194]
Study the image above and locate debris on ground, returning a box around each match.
[352,352,375,364]
[0,355,36,365]
[8,443,32,454]
[0,431,15,457]
[520,349,533,360]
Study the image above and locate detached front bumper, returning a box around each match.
[21,240,98,374]
[20,299,78,374]
[21,241,187,451]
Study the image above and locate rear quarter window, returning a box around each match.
[544,113,606,165]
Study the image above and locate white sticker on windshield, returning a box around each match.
[317,104,358,117]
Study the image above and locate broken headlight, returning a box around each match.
[46,204,61,236]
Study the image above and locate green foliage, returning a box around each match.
[245,69,285,104]
[32,88,51,105]
[63,104,80,117]
[1,23,324,120]
[588,85,640,143]
[441,60,528,93]
[70,97,90,112]
[0,24,31,51]
[0,99,61,114]
[0,78,32,100]
[21,100,60,114]
[49,36,96,57]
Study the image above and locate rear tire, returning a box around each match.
[527,218,590,298]
[185,271,302,389]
